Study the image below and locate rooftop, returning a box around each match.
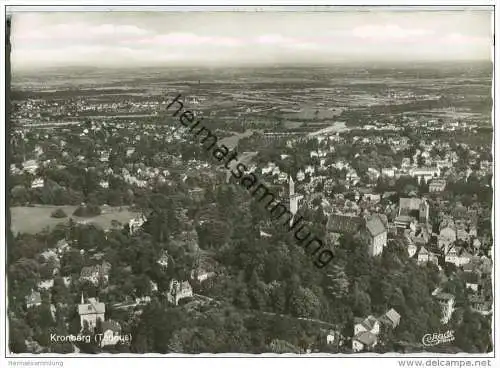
[365,214,387,237]
[354,331,377,346]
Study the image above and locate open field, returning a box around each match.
[10,205,140,234]
[219,129,255,149]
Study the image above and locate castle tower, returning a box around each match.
[289,175,304,225]
[290,176,295,197]
[419,199,429,224]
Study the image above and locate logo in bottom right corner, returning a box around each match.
[422,330,455,347]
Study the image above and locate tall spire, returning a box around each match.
[289,175,295,196]
[81,292,84,304]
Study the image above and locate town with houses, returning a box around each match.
[6,19,493,353]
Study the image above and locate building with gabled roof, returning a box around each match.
[417,246,438,266]
[354,315,380,336]
[398,197,429,223]
[25,290,42,308]
[379,308,401,329]
[468,295,492,316]
[327,213,387,257]
[100,320,123,347]
[399,197,422,216]
[78,294,105,331]
[445,246,473,268]
[80,261,111,286]
[352,315,381,352]
[327,214,364,235]
[167,279,193,306]
[352,331,378,352]
[429,179,447,192]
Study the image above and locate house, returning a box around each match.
[135,296,151,305]
[409,167,440,183]
[433,291,455,324]
[352,331,378,352]
[37,279,54,290]
[25,290,42,308]
[100,320,123,347]
[354,315,380,336]
[381,168,395,177]
[326,330,338,345]
[150,280,158,293]
[462,262,477,273]
[438,224,457,254]
[445,246,472,267]
[80,261,111,286]
[346,169,360,185]
[398,197,428,222]
[23,159,39,174]
[479,160,492,172]
[188,187,205,202]
[327,214,363,235]
[99,152,109,162]
[191,267,216,283]
[429,179,447,192]
[167,279,193,306]
[379,308,401,329]
[466,282,479,292]
[417,246,429,264]
[31,177,44,189]
[40,249,59,262]
[157,252,169,269]
[456,225,470,242]
[468,295,492,316]
[407,243,418,258]
[394,215,414,229]
[367,168,380,180]
[50,304,57,320]
[296,170,306,181]
[327,213,387,257]
[363,193,381,203]
[435,159,452,169]
[63,276,72,287]
[417,247,439,266]
[129,214,146,234]
[444,246,460,266]
[78,294,105,330]
[56,239,70,254]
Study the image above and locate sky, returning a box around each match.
[10,9,493,70]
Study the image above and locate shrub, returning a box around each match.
[51,208,68,218]
[73,204,101,218]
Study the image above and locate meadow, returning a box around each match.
[10,205,140,234]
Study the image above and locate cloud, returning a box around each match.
[10,12,492,69]
[352,24,434,40]
[136,32,241,47]
[13,22,151,43]
[255,34,291,45]
[441,32,490,45]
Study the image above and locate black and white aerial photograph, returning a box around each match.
[3,2,497,365]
